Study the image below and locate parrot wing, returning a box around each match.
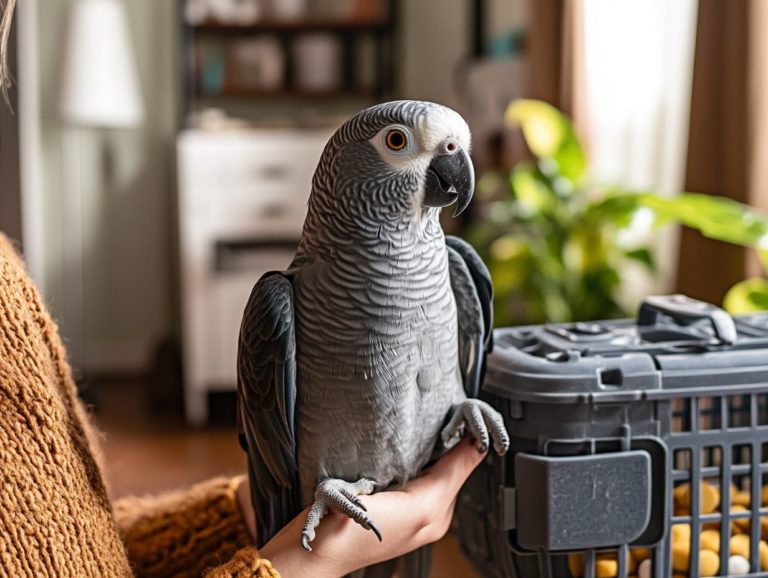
[237,271,301,547]
[446,235,494,398]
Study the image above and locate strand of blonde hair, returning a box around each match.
[0,0,17,103]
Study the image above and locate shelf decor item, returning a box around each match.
[230,0,261,24]
[264,0,305,21]
[186,0,261,25]
[198,40,226,94]
[184,0,208,25]
[229,37,284,92]
[291,33,341,92]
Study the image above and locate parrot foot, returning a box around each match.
[441,398,510,456]
[300,478,381,551]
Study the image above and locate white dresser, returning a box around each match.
[177,128,333,425]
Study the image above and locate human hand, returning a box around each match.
[247,438,486,578]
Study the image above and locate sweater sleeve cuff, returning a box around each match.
[204,546,280,578]
[114,476,254,577]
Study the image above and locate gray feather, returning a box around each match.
[446,235,494,397]
[446,236,493,347]
[238,272,300,546]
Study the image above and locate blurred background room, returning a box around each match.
[2,0,768,575]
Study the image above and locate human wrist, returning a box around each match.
[260,541,334,578]
[260,513,365,578]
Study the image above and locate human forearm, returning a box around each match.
[260,439,486,578]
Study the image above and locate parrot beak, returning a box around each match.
[423,147,475,217]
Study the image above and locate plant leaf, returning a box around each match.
[757,248,768,274]
[509,165,552,215]
[623,247,656,272]
[724,277,768,314]
[505,100,565,157]
[505,99,587,189]
[637,193,768,247]
[583,192,643,228]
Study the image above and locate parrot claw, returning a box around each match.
[368,520,383,542]
[339,486,367,511]
[441,399,510,456]
[301,532,312,552]
[300,478,380,550]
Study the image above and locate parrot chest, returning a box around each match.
[293,246,465,493]
[293,244,459,374]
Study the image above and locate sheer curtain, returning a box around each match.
[750,0,768,275]
[580,0,699,304]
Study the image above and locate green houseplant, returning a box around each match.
[468,99,768,327]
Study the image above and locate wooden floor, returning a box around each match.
[93,381,479,577]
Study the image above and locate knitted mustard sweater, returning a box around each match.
[0,234,277,578]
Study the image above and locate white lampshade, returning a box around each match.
[59,0,144,128]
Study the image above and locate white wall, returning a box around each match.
[399,0,468,108]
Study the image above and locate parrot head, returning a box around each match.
[306,100,474,240]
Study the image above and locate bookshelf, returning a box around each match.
[180,0,398,123]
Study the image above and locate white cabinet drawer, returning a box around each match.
[207,208,305,240]
[208,186,307,231]
[182,146,311,196]
[178,129,333,216]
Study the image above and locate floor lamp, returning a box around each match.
[59,0,144,378]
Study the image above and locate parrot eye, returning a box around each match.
[384,128,409,152]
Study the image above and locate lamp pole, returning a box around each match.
[59,0,144,378]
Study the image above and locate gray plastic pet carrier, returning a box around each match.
[455,294,768,578]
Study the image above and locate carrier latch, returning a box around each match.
[513,451,652,551]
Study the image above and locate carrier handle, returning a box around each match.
[638,294,737,345]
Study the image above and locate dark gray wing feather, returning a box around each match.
[446,236,493,398]
[237,271,301,547]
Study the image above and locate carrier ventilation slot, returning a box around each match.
[599,367,623,388]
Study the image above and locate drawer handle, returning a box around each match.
[260,203,290,218]
[256,165,291,180]
[214,239,299,272]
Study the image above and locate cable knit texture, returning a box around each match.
[114,477,254,578]
[0,233,277,578]
[203,547,280,578]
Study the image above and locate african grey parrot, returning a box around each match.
[237,100,509,576]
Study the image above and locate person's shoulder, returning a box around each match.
[0,233,25,272]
